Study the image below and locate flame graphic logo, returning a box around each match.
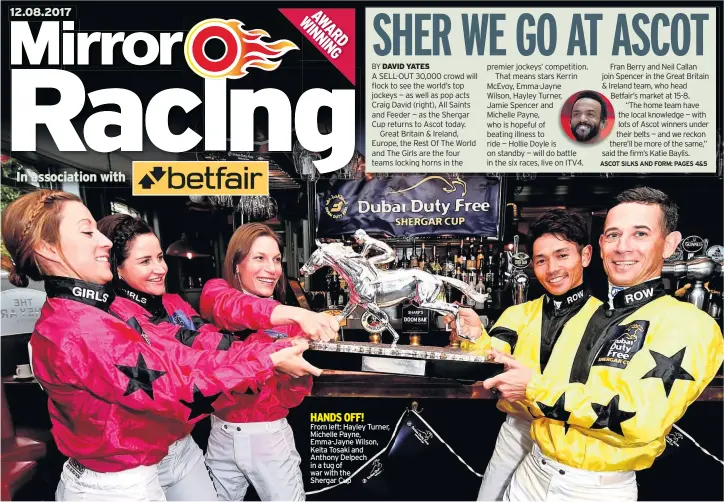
[184,19,298,79]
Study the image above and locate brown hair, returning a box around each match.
[612,186,679,235]
[223,223,286,301]
[1,190,81,287]
[97,214,155,283]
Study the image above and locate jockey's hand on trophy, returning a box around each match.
[270,340,323,378]
[293,310,340,342]
[284,336,310,347]
[444,308,482,341]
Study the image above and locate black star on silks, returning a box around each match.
[180,384,221,421]
[641,348,695,398]
[590,395,636,437]
[538,394,572,434]
[115,353,167,400]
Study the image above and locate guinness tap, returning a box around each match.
[663,257,723,310]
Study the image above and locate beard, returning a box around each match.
[571,121,601,142]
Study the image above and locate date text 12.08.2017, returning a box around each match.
[9,6,75,19]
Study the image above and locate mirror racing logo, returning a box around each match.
[184,18,298,79]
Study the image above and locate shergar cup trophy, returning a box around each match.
[299,230,504,382]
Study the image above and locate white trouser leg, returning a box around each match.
[504,444,637,502]
[205,416,305,501]
[205,417,250,501]
[158,435,217,501]
[478,416,534,501]
[55,459,166,501]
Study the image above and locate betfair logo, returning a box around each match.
[133,162,269,196]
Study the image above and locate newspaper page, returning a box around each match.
[1,2,722,502]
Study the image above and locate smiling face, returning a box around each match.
[600,202,681,287]
[532,233,591,296]
[53,201,113,284]
[237,235,283,297]
[117,233,168,296]
[570,97,605,142]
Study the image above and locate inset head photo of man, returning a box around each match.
[560,90,615,144]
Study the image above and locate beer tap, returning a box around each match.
[509,235,531,305]
[663,235,724,314]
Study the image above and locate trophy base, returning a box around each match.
[305,340,504,382]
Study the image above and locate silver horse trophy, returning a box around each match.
[300,238,488,348]
[299,237,503,380]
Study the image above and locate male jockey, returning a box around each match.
[354,229,396,271]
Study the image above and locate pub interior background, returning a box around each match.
[2,144,723,501]
[1,4,723,500]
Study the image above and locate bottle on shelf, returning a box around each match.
[325,269,333,291]
[477,243,486,270]
[395,248,403,269]
[337,276,347,306]
[497,248,507,288]
[465,270,477,307]
[420,242,432,272]
[474,276,487,310]
[466,241,477,271]
[431,246,443,275]
[328,271,340,308]
[484,265,495,311]
[486,244,495,273]
[443,243,455,277]
[323,270,333,309]
[504,203,526,255]
[453,265,463,303]
[410,241,419,269]
[400,247,410,269]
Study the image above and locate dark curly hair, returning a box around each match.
[97,214,155,282]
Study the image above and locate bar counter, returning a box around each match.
[4,373,722,401]
[310,371,724,401]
